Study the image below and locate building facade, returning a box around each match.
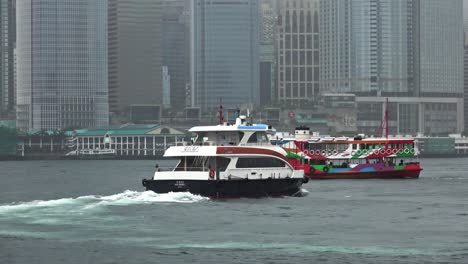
[259,0,277,107]
[277,0,320,107]
[414,0,464,97]
[16,0,109,132]
[108,0,163,115]
[464,45,468,132]
[0,0,15,117]
[320,0,411,95]
[321,0,464,135]
[161,0,190,109]
[191,0,260,111]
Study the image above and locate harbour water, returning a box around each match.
[0,158,467,263]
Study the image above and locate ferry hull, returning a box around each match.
[308,168,422,180]
[142,178,305,198]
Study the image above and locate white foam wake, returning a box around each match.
[0,190,209,214]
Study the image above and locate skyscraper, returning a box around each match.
[161,0,190,109]
[0,0,15,117]
[413,0,463,97]
[191,0,260,111]
[108,0,163,115]
[259,0,277,107]
[277,0,319,107]
[16,0,108,131]
[321,0,464,135]
[464,45,468,132]
[320,0,410,95]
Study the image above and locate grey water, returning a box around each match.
[0,158,467,264]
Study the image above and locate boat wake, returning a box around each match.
[0,190,209,214]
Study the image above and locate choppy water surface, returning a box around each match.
[1,158,467,264]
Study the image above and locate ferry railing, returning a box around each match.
[175,141,275,147]
[155,166,212,172]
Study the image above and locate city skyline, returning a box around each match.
[0,0,465,135]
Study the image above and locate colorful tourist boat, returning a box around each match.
[272,98,422,179]
[272,126,423,179]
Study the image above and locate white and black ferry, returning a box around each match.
[142,115,307,198]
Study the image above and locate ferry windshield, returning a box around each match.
[193,131,244,146]
[247,132,270,144]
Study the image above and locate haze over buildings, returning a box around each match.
[3,0,464,135]
[0,0,15,118]
[16,0,108,132]
[108,0,163,116]
[191,0,260,111]
[277,0,320,108]
[259,0,277,107]
[320,0,464,135]
[161,0,190,109]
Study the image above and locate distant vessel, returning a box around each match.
[142,110,307,198]
[65,148,116,156]
[273,130,423,179]
[273,98,423,179]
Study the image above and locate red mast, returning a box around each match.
[380,97,389,149]
[385,97,389,148]
[218,98,224,125]
[377,97,389,149]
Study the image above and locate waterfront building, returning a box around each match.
[277,0,319,108]
[161,0,190,109]
[66,124,185,157]
[0,0,15,117]
[16,0,109,132]
[108,0,163,116]
[191,0,260,111]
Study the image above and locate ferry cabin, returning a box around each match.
[283,137,419,166]
[154,146,299,181]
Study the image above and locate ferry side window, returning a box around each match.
[352,144,357,150]
[257,132,269,144]
[247,133,258,143]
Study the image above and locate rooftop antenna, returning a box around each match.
[218,98,224,125]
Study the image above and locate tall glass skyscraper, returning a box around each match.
[320,0,410,95]
[108,0,162,115]
[191,0,260,111]
[16,0,108,132]
[277,0,320,107]
[0,0,15,117]
[415,0,463,97]
[321,0,464,135]
[162,0,190,109]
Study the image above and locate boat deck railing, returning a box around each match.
[174,141,274,147]
[156,167,214,172]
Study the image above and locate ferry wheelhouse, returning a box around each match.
[142,115,306,198]
[272,127,423,179]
